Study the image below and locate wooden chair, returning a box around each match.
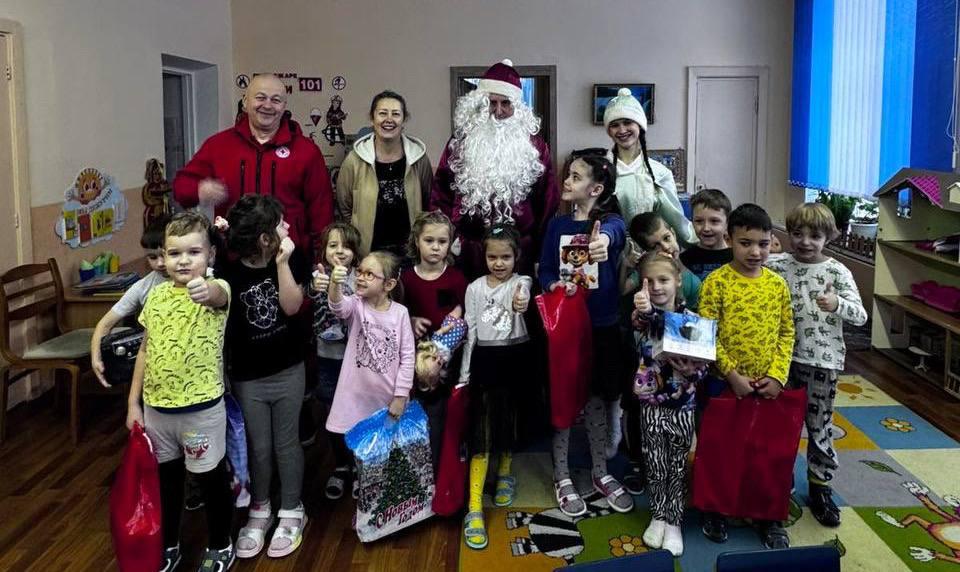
[0,258,94,445]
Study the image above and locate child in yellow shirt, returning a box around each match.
[697,203,795,549]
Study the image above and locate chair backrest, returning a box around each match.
[0,258,66,363]
[716,546,841,572]
[557,550,674,571]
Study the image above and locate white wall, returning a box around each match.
[231,0,794,220]
[2,0,235,205]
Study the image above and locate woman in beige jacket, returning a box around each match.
[336,90,433,258]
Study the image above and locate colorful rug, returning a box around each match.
[458,375,960,571]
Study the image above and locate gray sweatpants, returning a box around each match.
[232,362,305,510]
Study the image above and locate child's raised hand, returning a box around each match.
[633,278,652,313]
[816,283,839,313]
[512,282,530,313]
[411,317,432,338]
[276,236,295,265]
[312,263,330,291]
[186,276,210,304]
[752,376,784,399]
[330,264,348,285]
[587,220,610,263]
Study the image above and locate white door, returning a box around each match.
[690,74,762,207]
[0,32,22,274]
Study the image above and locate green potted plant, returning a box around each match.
[849,199,879,239]
[817,191,857,233]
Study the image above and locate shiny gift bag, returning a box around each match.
[346,401,435,542]
[536,288,592,430]
[110,422,162,572]
[692,389,807,521]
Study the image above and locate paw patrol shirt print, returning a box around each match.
[559,234,599,289]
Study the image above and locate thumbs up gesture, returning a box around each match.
[587,220,610,263]
[633,278,652,314]
[186,276,210,304]
[816,283,839,313]
[512,281,530,313]
[330,264,348,286]
[312,263,330,292]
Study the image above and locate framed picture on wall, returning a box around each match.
[592,84,654,126]
[647,148,686,192]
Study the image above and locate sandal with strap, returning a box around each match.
[267,506,308,558]
[463,510,488,550]
[593,474,634,513]
[494,476,516,507]
[554,478,587,517]
[236,504,274,559]
[325,466,351,500]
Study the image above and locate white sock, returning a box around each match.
[643,518,667,549]
[662,523,684,556]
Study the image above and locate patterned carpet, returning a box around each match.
[458,375,960,571]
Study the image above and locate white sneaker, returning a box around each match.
[662,523,684,557]
[642,518,667,549]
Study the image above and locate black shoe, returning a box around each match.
[759,520,790,549]
[299,405,317,447]
[622,461,645,495]
[702,512,728,543]
[809,483,842,527]
[159,545,181,572]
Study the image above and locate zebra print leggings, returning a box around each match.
[641,404,695,526]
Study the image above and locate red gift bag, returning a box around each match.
[536,289,592,430]
[432,385,470,515]
[692,389,806,521]
[110,422,162,572]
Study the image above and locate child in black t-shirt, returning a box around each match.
[221,195,310,559]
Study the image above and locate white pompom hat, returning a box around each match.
[477,59,523,102]
[603,87,648,131]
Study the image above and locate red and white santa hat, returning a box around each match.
[477,59,522,102]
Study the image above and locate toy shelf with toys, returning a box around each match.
[871,168,960,398]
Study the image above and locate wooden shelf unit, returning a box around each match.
[872,169,960,398]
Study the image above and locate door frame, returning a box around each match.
[0,18,32,267]
[686,66,769,205]
[449,65,557,167]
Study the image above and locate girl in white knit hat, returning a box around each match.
[603,87,696,472]
[604,88,695,247]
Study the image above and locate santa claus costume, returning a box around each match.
[430,59,559,279]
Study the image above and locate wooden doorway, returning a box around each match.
[449,65,557,167]
[0,19,31,275]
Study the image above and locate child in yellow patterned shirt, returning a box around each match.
[125,212,236,571]
[697,203,795,550]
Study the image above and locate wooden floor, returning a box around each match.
[1,348,958,571]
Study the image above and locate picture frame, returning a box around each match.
[592,83,655,126]
[647,148,687,191]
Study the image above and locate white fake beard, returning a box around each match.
[449,90,545,224]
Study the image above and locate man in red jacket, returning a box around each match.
[430,59,558,279]
[174,73,333,260]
